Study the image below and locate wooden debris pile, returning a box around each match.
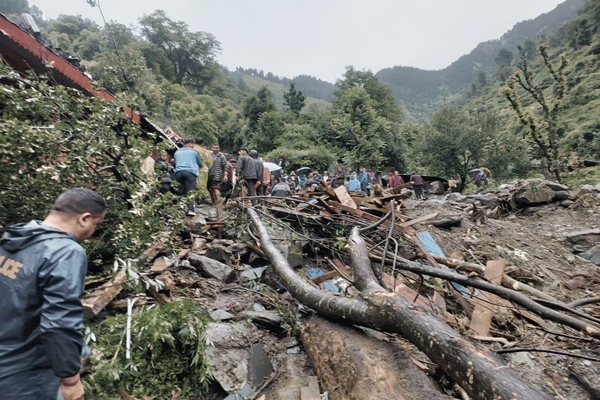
[81,183,600,400]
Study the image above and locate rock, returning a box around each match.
[513,179,563,207]
[471,193,499,208]
[558,199,574,208]
[182,212,207,229]
[240,266,268,281]
[564,229,600,245]
[236,310,286,334]
[188,253,235,282]
[578,184,598,197]
[580,245,600,265]
[204,243,233,264]
[264,221,307,268]
[553,190,572,201]
[431,216,462,229]
[564,275,590,290]
[445,193,466,202]
[205,322,265,393]
[210,309,235,321]
[429,181,445,194]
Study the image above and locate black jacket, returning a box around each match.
[0,221,86,379]
[236,154,257,180]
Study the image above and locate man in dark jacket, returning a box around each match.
[207,143,228,205]
[236,147,258,199]
[410,171,427,200]
[0,188,107,400]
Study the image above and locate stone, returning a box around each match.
[210,309,235,321]
[564,229,600,244]
[471,193,499,208]
[513,179,557,207]
[188,253,235,282]
[580,245,600,265]
[429,180,445,194]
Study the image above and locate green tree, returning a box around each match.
[336,66,403,123]
[0,62,182,266]
[252,111,286,153]
[138,10,221,89]
[413,106,491,190]
[503,45,568,182]
[0,0,29,14]
[495,48,514,80]
[331,86,386,171]
[243,86,276,132]
[283,82,306,116]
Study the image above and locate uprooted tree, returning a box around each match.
[247,205,599,400]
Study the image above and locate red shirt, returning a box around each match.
[389,175,404,188]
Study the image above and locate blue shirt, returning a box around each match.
[359,170,368,183]
[347,177,361,191]
[174,146,203,177]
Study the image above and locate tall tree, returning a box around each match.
[243,86,276,132]
[412,106,491,190]
[138,10,221,89]
[331,86,386,171]
[0,0,29,14]
[503,45,568,182]
[336,66,403,123]
[283,82,306,116]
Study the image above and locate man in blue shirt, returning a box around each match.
[173,139,203,216]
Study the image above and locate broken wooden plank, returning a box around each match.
[399,212,439,228]
[83,271,127,318]
[312,270,339,284]
[469,259,507,336]
[333,185,357,209]
[381,272,433,311]
[329,258,353,281]
[141,241,165,260]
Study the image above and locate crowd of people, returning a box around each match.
[141,140,450,213]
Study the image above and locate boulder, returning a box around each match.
[429,181,445,195]
[512,179,569,207]
[471,193,500,208]
[188,253,235,282]
[579,245,600,265]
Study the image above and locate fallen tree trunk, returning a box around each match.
[248,209,551,400]
[300,315,451,400]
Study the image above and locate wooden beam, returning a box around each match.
[83,271,127,318]
[469,259,507,336]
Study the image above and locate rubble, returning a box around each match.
[82,178,600,399]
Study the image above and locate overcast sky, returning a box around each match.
[29,0,567,83]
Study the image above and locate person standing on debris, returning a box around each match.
[249,149,265,196]
[141,150,159,177]
[0,188,107,400]
[271,177,293,197]
[207,143,228,205]
[359,167,371,196]
[388,171,405,194]
[347,172,362,192]
[410,171,427,200]
[173,138,203,216]
[331,159,346,188]
[156,151,174,194]
[236,147,258,199]
[448,176,458,192]
[220,157,236,201]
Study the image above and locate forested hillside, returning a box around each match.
[377,0,587,121]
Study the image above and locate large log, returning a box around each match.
[247,209,551,400]
[300,315,451,400]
